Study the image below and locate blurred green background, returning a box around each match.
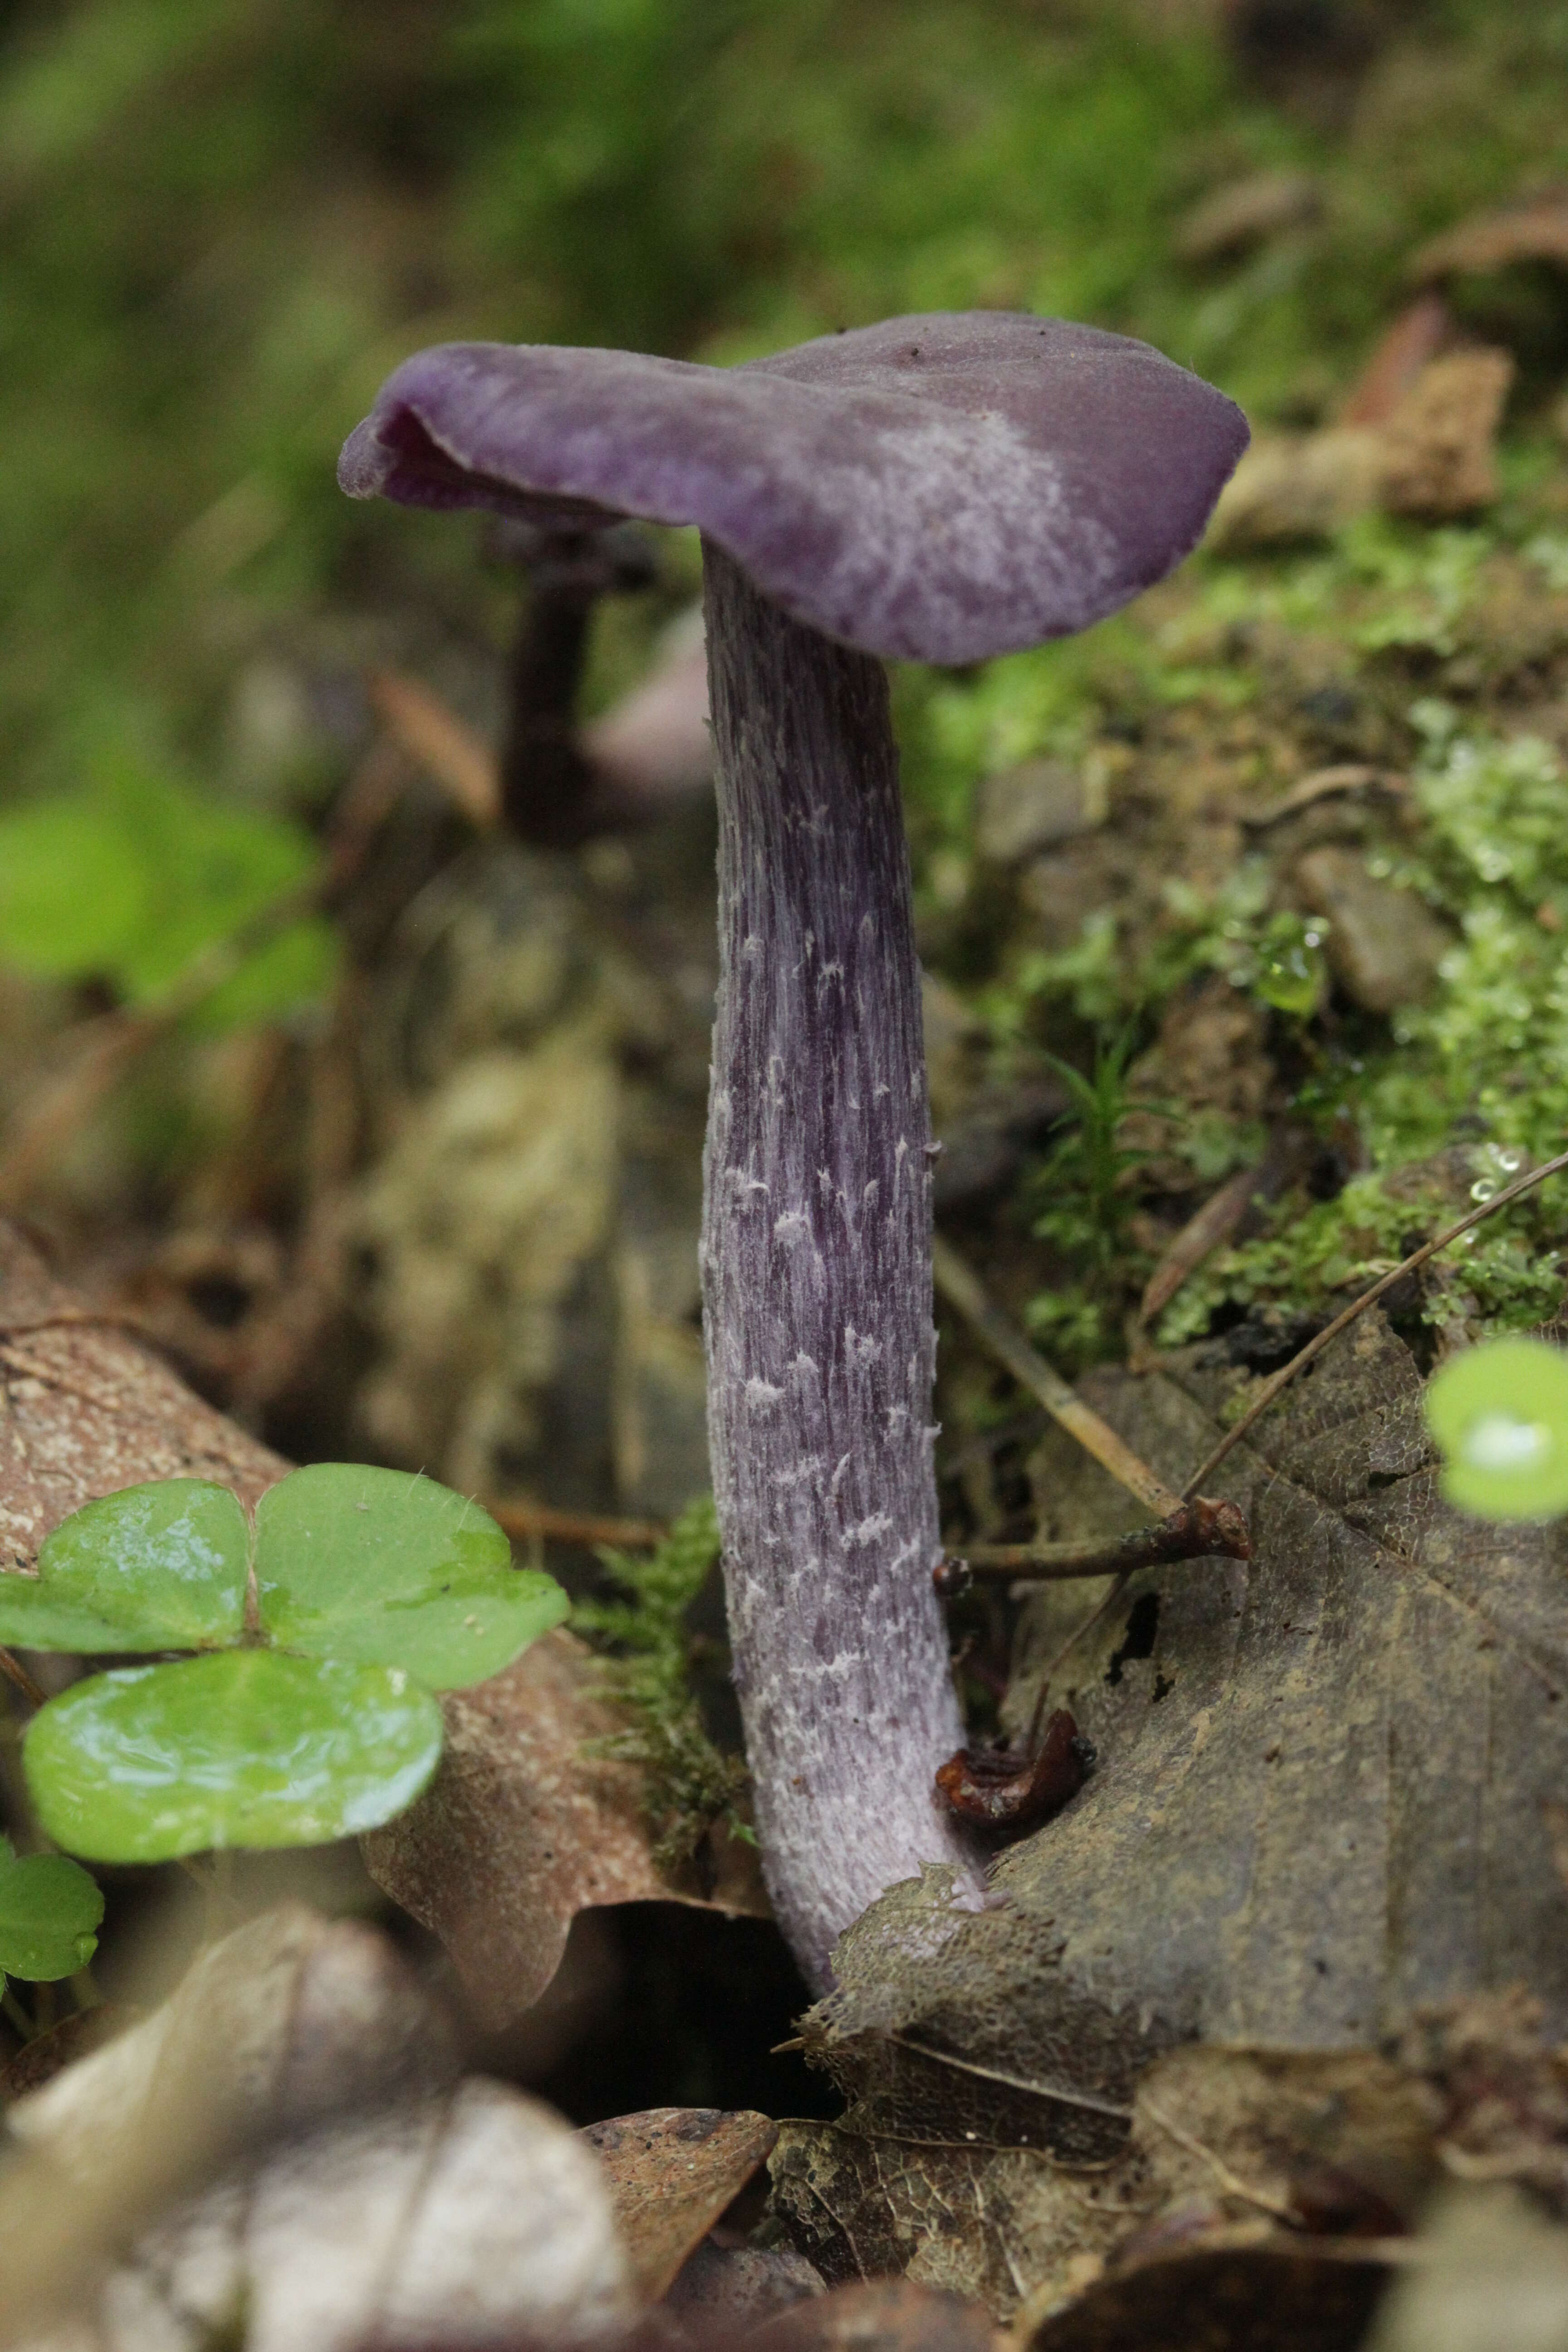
[6,0,1568,818]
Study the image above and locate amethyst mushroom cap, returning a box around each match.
[340,314,1248,1991]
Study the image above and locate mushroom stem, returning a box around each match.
[700,540,984,1989]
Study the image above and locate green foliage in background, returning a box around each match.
[575,1495,751,1867]
[0,756,334,1027]
[5,1466,566,1862]
[7,0,1568,808]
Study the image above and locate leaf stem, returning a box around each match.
[0,1648,48,1710]
[934,1235,1186,1518]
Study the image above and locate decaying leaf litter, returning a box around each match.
[12,4,1568,2347]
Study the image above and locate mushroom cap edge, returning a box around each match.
[339,312,1249,666]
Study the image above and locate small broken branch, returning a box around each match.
[0,1649,47,1710]
[939,1496,1251,1593]
[1139,1164,1265,1328]
[487,1499,667,1551]
[1181,1141,1568,1499]
[365,669,500,831]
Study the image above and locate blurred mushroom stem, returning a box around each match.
[496,519,712,845]
[700,541,983,1989]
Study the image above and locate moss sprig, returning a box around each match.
[573,1496,753,1869]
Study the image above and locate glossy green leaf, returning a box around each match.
[255,1463,567,1689]
[24,1652,443,1862]
[0,1837,104,1980]
[1426,1337,1568,1521]
[0,1480,250,1653]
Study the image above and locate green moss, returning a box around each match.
[573,1496,751,1869]
[1156,1164,1566,1350]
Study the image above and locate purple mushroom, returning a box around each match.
[340,314,1247,1990]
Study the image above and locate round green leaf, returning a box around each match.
[0,1480,250,1653]
[24,1652,443,1862]
[0,1839,104,1980]
[1426,1338,1568,1521]
[255,1464,567,1690]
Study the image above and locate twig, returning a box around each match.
[934,1235,1183,1519]
[0,1649,48,1710]
[366,669,500,830]
[1180,1141,1568,1500]
[944,1497,1251,1590]
[488,1498,667,1550]
[1139,1163,1264,1328]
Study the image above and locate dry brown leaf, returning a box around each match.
[55,2080,634,2352]
[1207,346,1513,548]
[665,2240,826,2333]
[1337,293,1456,426]
[583,2106,778,2299]
[766,1307,1568,2319]
[802,1309,1568,2171]
[770,2041,1431,2330]
[0,1222,288,1573]
[362,1626,767,2029]
[1377,348,1515,517]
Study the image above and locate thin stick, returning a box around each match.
[1180,1142,1568,1500]
[366,668,500,830]
[933,1236,1183,1519]
[488,1498,667,1550]
[0,1649,48,1710]
[954,1496,1250,1586]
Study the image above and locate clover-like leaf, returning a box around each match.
[255,1464,567,1689]
[0,1480,249,1653]
[1425,1336,1568,1521]
[24,1653,443,1862]
[0,1837,104,1980]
